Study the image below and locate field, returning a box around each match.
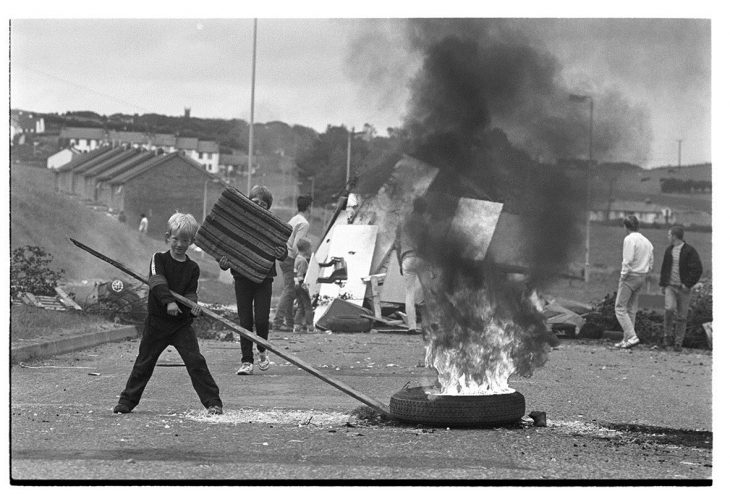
[545,223,713,304]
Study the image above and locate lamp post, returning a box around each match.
[203,178,220,221]
[346,127,353,187]
[569,93,594,283]
[247,18,258,194]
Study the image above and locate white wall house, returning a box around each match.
[47,148,80,169]
[60,127,105,152]
[10,110,46,144]
[175,137,221,173]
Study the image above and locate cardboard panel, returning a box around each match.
[313,224,378,324]
[378,249,407,304]
[448,198,503,260]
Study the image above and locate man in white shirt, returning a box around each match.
[614,215,654,349]
[272,195,312,331]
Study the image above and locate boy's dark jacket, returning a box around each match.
[659,242,703,288]
[147,251,199,333]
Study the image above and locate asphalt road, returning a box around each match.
[10,332,712,482]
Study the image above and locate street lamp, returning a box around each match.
[203,178,221,221]
[569,93,594,283]
[345,125,374,188]
[247,18,258,195]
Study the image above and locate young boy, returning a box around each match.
[113,213,223,415]
[293,238,315,333]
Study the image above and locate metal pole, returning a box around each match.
[247,18,257,194]
[677,139,682,168]
[202,179,209,220]
[585,98,593,284]
[346,127,352,187]
[311,175,315,202]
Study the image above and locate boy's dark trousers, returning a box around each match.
[294,285,314,327]
[234,275,273,363]
[118,320,222,410]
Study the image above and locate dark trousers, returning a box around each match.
[118,321,222,410]
[234,275,273,363]
[273,257,296,328]
[294,285,314,327]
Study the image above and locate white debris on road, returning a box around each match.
[183,408,351,426]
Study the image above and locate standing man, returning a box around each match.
[614,215,654,349]
[659,225,703,352]
[395,196,430,333]
[272,195,312,332]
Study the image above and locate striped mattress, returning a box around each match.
[195,187,292,283]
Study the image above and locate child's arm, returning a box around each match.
[149,253,180,316]
[183,263,201,316]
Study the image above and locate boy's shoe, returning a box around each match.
[258,351,271,371]
[613,340,625,348]
[113,404,131,414]
[620,336,640,349]
[306,326,316,333]
[293,324,303,333]
[207,405,223,415]
[236,362,254,375]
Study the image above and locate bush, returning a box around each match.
[585,280,713,348]
[10,245,65,298]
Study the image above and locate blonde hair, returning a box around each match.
[167,212,199,239]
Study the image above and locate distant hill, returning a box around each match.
[592,162,711,213]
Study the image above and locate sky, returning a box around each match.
[9,15,712,168]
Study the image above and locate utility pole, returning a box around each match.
[677,139,683,169]
[246,18,257,194]
[346,126,353,187]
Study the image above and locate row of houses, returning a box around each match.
[54,127,221,173]
[54,146,226,236]
[589,199,711,227]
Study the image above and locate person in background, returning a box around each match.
[272,195,312,332]
[659,225,703,352]
[614,215,654,349]
[219,185,287,375]
[395,196,430,333]
[345,177,360,224]
[138,214,149,237]
[292,238,315,333]
[118,210,127,224]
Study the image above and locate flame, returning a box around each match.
[421,267,550,396]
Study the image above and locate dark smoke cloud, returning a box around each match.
[403,18,652,163]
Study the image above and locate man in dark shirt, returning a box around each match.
[659,225,703,351]
[114,213,223,415]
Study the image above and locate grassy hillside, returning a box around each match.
[10,164,220,282]
[593,163,711,213]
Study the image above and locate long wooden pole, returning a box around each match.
[69,238,390,416]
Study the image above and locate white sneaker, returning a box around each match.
[258,351,271,371]
[620,336,640,349]
[613,340,625,348]
[236,362,254,375]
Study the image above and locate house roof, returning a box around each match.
[109,151,219,185]
[55,146,116,172]
[175,137,199,150]
[108,130,149,144]
[594,200,665,213]
[95,151,158,181]
[60,127,105,140]
[197,140,219,153]
[80,148,141,177]
[49,147,80,158]
[220,153,247,166]
[71,147,128,175]
[152,133,176,147]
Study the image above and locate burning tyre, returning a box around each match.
[389,386,525,426]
